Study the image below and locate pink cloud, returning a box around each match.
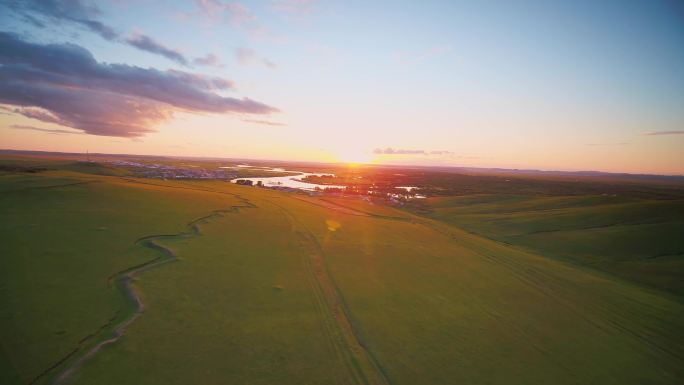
[0,32,278,137]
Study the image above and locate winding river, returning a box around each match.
[230,166,345,191]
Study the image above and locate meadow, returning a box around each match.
[1,155,683,385]
[406,194,684,298]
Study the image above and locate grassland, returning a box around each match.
[407,194,684,298]
[1,156,683,384]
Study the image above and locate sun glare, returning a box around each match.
[335,149,374,165]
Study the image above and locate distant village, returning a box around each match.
[105,160,427,203]
[108,160,238,180]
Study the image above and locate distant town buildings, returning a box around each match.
[104,160,427,203]
[107,160,237,180]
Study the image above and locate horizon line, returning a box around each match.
[2,148,683,179]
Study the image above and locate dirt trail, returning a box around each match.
[270,200,391,385]
[291,196,411,223]
[40,179,391,385]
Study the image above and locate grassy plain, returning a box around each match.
[408,194,684,297]
[1,156,683,385]
[0,168,248,385]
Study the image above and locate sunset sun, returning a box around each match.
[335,149,374,165]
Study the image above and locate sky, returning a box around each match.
[1,0,683,175]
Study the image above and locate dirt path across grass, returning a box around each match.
[270,200,391,385]
[40,180,394,385]
[291,196,411,223]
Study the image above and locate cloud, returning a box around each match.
[8,107,64,125]
[271,0,318,15]
[234,47,276,68]
[9,124,85,135]
[586,142,629,146]
[5,0,120,40]
[126,33,189,66]
[76,18,119,41]
[642,130,684,136]
[195,0,255,26]
[242,119,286,126]
[374,148,427,155]
[4,1,197,66]
[194,53,224,67]
[373,148,457,156]
[192,1,281,41]
[224,2,256,26]
[0,32,278,137]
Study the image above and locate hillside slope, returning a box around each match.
[1,170,682,384]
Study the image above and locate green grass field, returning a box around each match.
[409,194,684,297]
[1,159,683,384]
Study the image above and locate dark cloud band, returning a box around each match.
[0,32,278,137]
[3,0,209,66]
[5,0,119,40]
[126,33,189,66]
[642,131,684,136]
[10,124,85,135]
